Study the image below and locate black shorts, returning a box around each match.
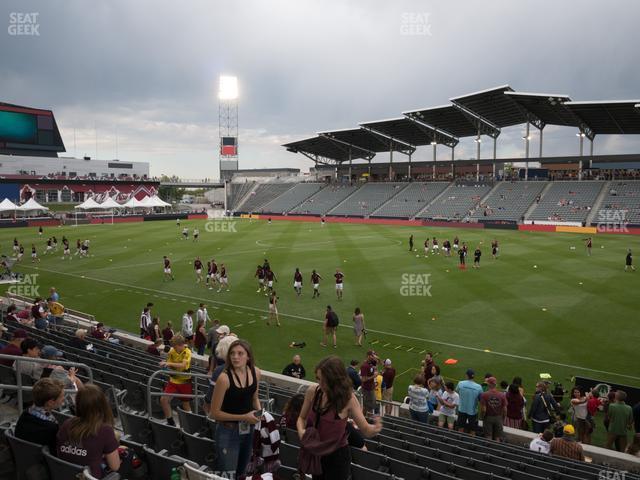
[457,412,478,432]
[474,256,480,262]
[185,334,194,341]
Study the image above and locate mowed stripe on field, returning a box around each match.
[19,263,640,382]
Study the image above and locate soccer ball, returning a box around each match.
[533,265,538,269]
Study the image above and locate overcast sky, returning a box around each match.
[2,0,640,177]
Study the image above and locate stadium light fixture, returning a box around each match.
[219,75,239,100]
[430,141,437,145]
[576,132,586,138]
[474,137,482,143]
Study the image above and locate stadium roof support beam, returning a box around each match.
[402,114,459,149]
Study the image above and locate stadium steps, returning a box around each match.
[412,182,455,219]
[325,183,365,215]
[523,181,553,220]
[468,182,501,220]
[367,183,412,217]
[586,180,611,226]
[232,183,260,212]
[259,183,325,214]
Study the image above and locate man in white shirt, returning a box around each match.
[196,303,210,327]
[529,430,553,454]
[139,303,153,338]
[181,310,194,345]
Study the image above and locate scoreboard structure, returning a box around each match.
[0,102,66,157]
[218,76,239,179]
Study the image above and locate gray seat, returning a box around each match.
[177,407,209,436]
[182,430,216,468]
[42,446,84,480]
[150,419,184,456]
[5,428,49,480]
[118,407,151,445]
[142,446,190,479]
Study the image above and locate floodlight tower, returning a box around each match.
[218,75,239,180]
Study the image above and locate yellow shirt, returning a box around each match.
[49,302,64,316]
[167,347,192,384]
[375,373,383,401]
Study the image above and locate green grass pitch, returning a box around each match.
[1,218,638,443]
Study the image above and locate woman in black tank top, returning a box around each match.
[210,339,261,478]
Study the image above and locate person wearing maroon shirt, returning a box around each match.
[194,257,204,284]
[209,260,219,290]
[382,359,396,415]
[255,265,265,293]
[480,377,507,441]
[265,268,277,296]
[293,268,303,296]
[360,350,378,416]
[163,256,174,281]
[147,339,164,356]
[334,269,344,300]
[217,264,229,292]
[422,352,435,385]
[161,321,174,347]
[0,329,27,366]
[311,270,322,298]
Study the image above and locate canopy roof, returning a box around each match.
[0,198,18,212]
[74,197,102,210]
[18,198,49,211]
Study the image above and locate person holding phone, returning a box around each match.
[210,339,261,478]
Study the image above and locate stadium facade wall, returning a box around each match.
[27,219,60,227]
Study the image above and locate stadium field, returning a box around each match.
[1,219,638,419]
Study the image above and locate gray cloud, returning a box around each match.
[1,0,639,176]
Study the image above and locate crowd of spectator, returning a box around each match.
[2,296,640,479]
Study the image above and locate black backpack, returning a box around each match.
[327,311,339,328]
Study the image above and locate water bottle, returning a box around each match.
[170,467,181,480]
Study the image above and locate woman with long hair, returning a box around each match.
[570,386,590,443]
[147,317,161,342]
[210,339,261,478]
[280,393,305,430]
[56,384,121,478]
[297,356,382,480]
[194,319,207,355]
[352,307,365,346]
[505,383,525,429]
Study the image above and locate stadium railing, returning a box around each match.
[0,353,93,413]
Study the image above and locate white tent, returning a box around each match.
[0,198,18,212]
[122,196,145,208]
[99,197,122,209]
[137,196,155,208]
[149,195,172,207]
[17,198,49,212]
[74,197,102,210]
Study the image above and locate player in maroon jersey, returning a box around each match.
[194,257,204,284]
[431,237,439,255]
[334,269,344,300]
[583,237,592,256]
[491,239,499,259]
[205,261,212,288]
[453,236,460,251]
[265,268,277,296]
[293,268,303,296]
[75,239,82,256]
[163,256,174,281]
[255,265,265,293]
[209,259,219,290]
[424,238,430,257]
[62,238,71,260]
[311,269,322,298]
[443,239,451,257]
[218,263,229,292]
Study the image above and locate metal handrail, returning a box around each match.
[146,369,210,416]
[0,354,93,413]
